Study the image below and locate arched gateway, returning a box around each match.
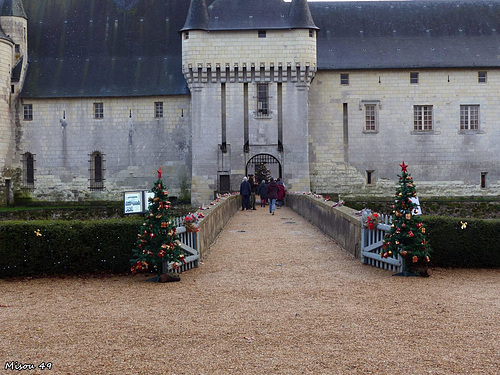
[246,154,282,182]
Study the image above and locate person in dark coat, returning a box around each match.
[277,178,286,207]
[249,174,257,210]
[257,180,268,207]
[266,177,279,215]
[239,177,251,210]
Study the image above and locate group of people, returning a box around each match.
[240,175,286,215]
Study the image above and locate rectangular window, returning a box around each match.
[309,30,314,38]
[340,73,349,85]
[414,105,433,131]
[184,32,189,40]
[23,104,33,121]
[410,72,419,84]
[478,71,487,83]
[366,170,374,185]
[481,172,487,188]
[94,102,104,119]
[90,151,105,190]
[22,152,35,190]
[258,30,266,38]
[155,102,163,118]
[460,105,479,131]
[256,83,269,117]
[364,104,378,132]
[15,44,20,54]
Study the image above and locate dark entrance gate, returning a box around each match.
[246,154,282,181]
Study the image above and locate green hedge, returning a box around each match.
[0,219,141,278]
[424,216,500,268]
[2,216,499,278]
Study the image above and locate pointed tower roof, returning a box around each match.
[0,0,28,19]
[181,0,209,31]
[289,0,318,30]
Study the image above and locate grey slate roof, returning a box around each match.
[0,0,27,18]
[21,0,190,98]
[19,0,500,98]
[182,0,318,31]
[311,0,500,70]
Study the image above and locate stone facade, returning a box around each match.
[16,96,191,200]
[309,69,500,197]
[183,28,316,202]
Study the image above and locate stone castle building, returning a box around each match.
[1,0,499,204]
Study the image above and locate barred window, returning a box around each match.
[155,102,163,118]
[23,104,33,121]
[94,103,104,119]
[460,105,479,131]
[256,83,269,117]
[364,104,378,132]
[414,105,433,131]
[89,151,105,190]
[22,152,35,190]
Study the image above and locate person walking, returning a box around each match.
[239,177,251,210]
[249,174,257,210]
[257,180,268,207]
[266,177,279,215]
[277,178,286,207]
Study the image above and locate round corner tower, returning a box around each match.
[181,0,318,204]
[0,0,28,199]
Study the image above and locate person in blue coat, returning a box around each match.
[240,177,251,210]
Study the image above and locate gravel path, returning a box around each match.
[1,206,499,374]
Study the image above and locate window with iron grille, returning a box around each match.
[256,83,269,117]
[460,105,479,131]
[414,105,433,131]
[22,152,35,190]
[478,71,487,83]
[89,151,105,190]
[410,72,419,84]
[155,102,163,118]
[340,73,349,85]
[364,104,378,132]
[94,102,104,119]
[23,104,33,121]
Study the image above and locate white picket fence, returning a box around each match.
[360,213,403,273]
[161,216,200,274]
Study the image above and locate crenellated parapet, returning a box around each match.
[182,29,317,86]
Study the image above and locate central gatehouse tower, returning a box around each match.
[181,0,318,204]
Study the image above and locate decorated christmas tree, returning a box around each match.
[130,168,185,279]
[255,162,272,183]
[382,162,431,275]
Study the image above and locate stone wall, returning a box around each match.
[286,193,362,258]
[17,95,191,201]
[182,29,316,72]
[197,194,240,256]
[308,68,500,198]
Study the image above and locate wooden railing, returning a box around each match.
[361,213,403,273]
[161,216,200,274]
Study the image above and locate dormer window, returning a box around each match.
[258,30,266,38]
